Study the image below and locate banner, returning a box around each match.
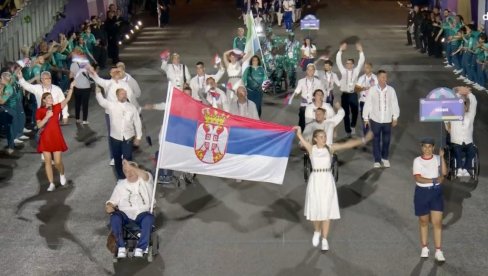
[242,11,262,74]
[158,87,295,184]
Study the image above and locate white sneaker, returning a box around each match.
[435,250,445,262]
[134,248,144,257]
[456,76,465,80]
[443,60,448,64]
[453,70,462,75]
[464,80,473,84]
[462,169,470,177]
[420,247,429,258]
[382,159,391,168]
[444,64,453,68]
[109,159,115,166]
[19,135,29,140]
[47,183,56,192]
[350,128,356,136]
[321,238,329,251]
[373,162,382,168]
[23,128,32,134]
[117,247,127,258]
[60,175,67,186]
[14,139,24,144]
[312,232,321,247]
[82,121,89,125]
[456,169,464,177]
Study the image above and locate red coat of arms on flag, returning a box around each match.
[194,108,230,164]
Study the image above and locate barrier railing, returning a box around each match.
[0,0,68,67]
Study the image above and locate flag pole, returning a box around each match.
[150,82,173,214]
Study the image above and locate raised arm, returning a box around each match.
[294,126,312,154]
[160,59,169,72]
[60,82,75,109]
[336,44,347,74]
[331,131,373,153]
[95,87,111,109]
[355,43,365,71]
[16,70,39,94]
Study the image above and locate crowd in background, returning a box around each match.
[0,0,26,28]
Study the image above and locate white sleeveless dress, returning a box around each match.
[226,62,242,100]
[304,145,341,221]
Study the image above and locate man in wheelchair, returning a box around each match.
[445,87,477,178]
[105,160,155,259]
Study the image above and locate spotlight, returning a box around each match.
[135,25,140,30]
[137,21,142,26]
[125,34,130,40]
[130,30,134,34]
[118,41,122,45]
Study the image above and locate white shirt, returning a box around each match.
[189,69,225,101]
[92,74,140,113]
[304,102,336,124]
[229,99,260,120]
[336,50,365,93]
[283,0,294,11]
[356,73,378,102]
[18,78,69,118]
[362,84,400,124]
[449,94,476,145]
[413,155,440,187]
[315,70,340,97]
[303,108,345,145]
[294,76,323,107]
[206,87,230,112]
[122,73,142,99]
[161,61,192,88]
[70,63,91,89]
[95,92,142,141]
[301,45,317,59]
[107,174,154,220]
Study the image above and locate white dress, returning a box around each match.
[304,145,341,221]
[226,62,242,92]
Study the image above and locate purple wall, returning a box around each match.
[46,0,90,41]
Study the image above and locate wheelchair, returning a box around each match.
[303,152,339,183]
[443,143,480,181]
[112,221,160,263]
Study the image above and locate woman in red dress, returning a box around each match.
[36,82,74,191]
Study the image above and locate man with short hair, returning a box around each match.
[302,102,345,146]
[304,89,335,124]
[362,70,400,168]
[314,58,340,104]
[189,61,224,101]
[356,62,378,136]
[294,64,323,131]
[106,159,155,259]
[336,43,365,137]
[229,86,259,120]
[96,88,142,180]
[161,53,191,89]
[204,77,229,112]
[117,62,142,102]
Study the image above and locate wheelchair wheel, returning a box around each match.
[443,146,455,180]
[304,153,311,182]
[472,146,480,181]
[332,154,339,183]
[147,246,153,262]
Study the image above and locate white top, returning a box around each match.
[362,84,400,123]
[413,155,440,187]
[161,61,192,88]
[206,88,230,112]
[92,75,139,113]
[95,92,142,140]
[301,45,317,59]
[107,174,154,220]
[18,79,69,119]
[315,70,340,96]
[304,102,336,124]
[449,95,476,145]
[226,62,242,78]
[189,69,225,101]
[356,73,378,102]
[70,63,91,89]
[294,76,323,107]
[336,50,365,93]
[303,108,345,146]
[122,73,142,99]
[283,0,295,11]
[229,99,259,120]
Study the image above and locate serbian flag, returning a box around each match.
[157,86,295,184]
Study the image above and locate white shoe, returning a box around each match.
[420,247,429,258]
[435,250,445,262]
[321,238,329,251]
[82,121,89,125]
[444,64,453,68]
[14,139,24,144]
[373,162,382,168]
[117,247,127,258]
[453,69,462,75]
[23,128,32,134]
[443,60,448,64]
[109,159,115,166]
[60,175,67,186]
[382,159,391,168]
[312,232,321,247]
[456,76,465,80]
[464,79,473,84]
[462,169,470,177]
[19,135,29,140]
[134,248,144,258]
[350,128,356,136]
[47,183,56,192]
[456,169,463,177]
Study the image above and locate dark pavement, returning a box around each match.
[1,0,487,275]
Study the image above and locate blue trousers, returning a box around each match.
[452,51,462,70]
[110,211,154,250]
[110,137,134,179]
[359,102,369,136]
[284,11,293,31]
[341,92,358,134]
[444,42,452,65]
[105,114,114,160]
[1,107,15,149]
[370,120,392,162]
[452,143,475,170]
[476,63,485,86]
[14,100,26,139]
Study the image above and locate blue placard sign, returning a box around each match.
[300,15,320,30]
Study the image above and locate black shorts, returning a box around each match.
[414,185,444,216]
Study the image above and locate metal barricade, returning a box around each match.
[0,0,68,67]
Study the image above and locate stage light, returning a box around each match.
[118,41,122,45]
[130,30,134,34]
[125,34,130,40]
[137,21,142,26]
[135,25,140,30]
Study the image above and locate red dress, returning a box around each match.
[36,103,68,153]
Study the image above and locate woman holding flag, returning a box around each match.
[294,126,373,251]
[243,55,267,117]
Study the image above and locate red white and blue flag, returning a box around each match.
[157,86,295,184]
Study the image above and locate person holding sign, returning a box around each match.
[362,70,399,168]
[412,137,447,262]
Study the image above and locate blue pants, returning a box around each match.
[444,42,452,65]
[461,52,473,79]
[370,120,392,162]
[452,142,476,170]
[110,137,134,179]
[0,107,15,149]
[452,51,462,70]
[341,92,358,134]
[414,185,443,216]
[284,11,293,31]
[359,101,369,136]
[105,114,114,159]
[110,211,154,250]
[14,100,26,139]
[476,63,485,86]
